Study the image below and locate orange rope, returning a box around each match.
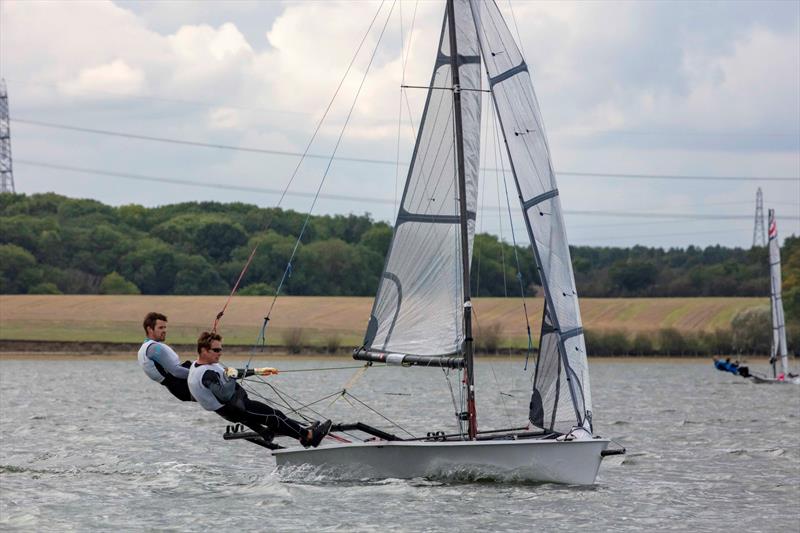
[211,246,258,333]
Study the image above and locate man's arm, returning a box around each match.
[225,367,279,379]
[201,369,236,403]
[146,344,190,379]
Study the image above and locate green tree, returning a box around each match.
[731,307,771,354]
[609,260,658,294]
[28,282,62,294]
[0,244,40,293]
[291,239,382,295]
[118,240,180,294]
[173,254,228,295]
[239,282,275,296]
[358,224,392,257]
[99,272,141,294]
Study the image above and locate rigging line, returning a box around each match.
[441,366,465,438]
[242,380,313,422]
[264,364,379,374]
[488,361,515,427]
[212,0,391,327]
[343,391,417,438]
[211,246,257,332]
[505,0,527,60]
[496,98,535,370]
[478,2,550,195]
[212,2,390,330]
[256,0,390,224]
[394,0,406,216]
[475,89,492,297]
[252,0,399,369]
[492,104,508,297]
[242,377,342,421]
[401,84,490,92]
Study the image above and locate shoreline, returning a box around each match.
[0,340,775,362]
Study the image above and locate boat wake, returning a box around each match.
[724,447,786,458]
[275,462,595,486]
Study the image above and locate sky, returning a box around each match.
[1,0,799,249]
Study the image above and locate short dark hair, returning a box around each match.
[143,312,167,333]
[197,331,222,354]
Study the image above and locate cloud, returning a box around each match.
[59,59,146,97]
[2,0,798,248]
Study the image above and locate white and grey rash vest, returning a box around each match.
[138,339,189,383]
[188,362,236,411]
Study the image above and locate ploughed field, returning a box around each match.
[0,295,765,348]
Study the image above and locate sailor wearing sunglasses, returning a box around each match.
[188,331,330,447]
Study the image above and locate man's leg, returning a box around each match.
[215,404,275,442]
[161,375,194,401]
[241,398,308,441]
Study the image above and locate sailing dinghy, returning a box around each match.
[751,210,799,384]
[237,0,623,484]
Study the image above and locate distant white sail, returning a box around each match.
[362,0,481,357]
[768,209,789,376]
[470,0,592,433]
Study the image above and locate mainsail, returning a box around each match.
[768,209,789,376]
[470,0,592,433]
[361,0,481,359]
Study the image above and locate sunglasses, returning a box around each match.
[210,347,223,353]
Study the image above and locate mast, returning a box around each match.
[768,209,789,377]
[447,0,477,440]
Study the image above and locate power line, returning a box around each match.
[12,117,800,182]
[12,118,393,167]
[16,158,800,221]
[558,170,799,183]
[9,79,798,140]
[15,159,396,205]
[571,227,754,243]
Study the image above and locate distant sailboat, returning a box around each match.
[751,209,799,384]
[257,0,623,484]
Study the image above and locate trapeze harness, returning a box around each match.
[137,339,193,401]
[187,361,308,443]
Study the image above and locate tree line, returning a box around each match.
[1,193,798,320]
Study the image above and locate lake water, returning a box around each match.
[1,357,798,532]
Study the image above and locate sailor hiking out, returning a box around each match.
[138,312,194,402]
[188,331,331,447]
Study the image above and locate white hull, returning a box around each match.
[750,374,800,385]
[273,437,610,485]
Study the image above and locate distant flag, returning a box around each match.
[768,211,778,239]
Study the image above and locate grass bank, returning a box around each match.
[0,294,766,352]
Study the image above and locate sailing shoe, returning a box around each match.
[309,420,332,448]
[300,421,320,448]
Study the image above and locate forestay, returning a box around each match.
[470,0,592,433]
[362,0,481,358]
[768,209,789,376]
